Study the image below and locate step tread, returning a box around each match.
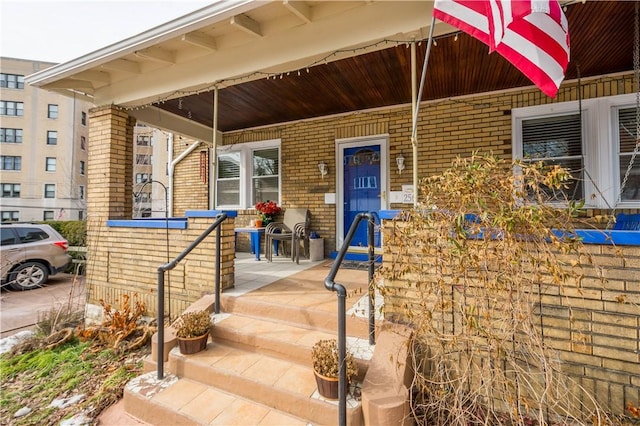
[126,373,309,425]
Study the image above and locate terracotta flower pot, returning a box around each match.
[177,332,209,354]
[314,370,339,400]
[254,219,263,228]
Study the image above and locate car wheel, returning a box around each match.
[9,262,49,290]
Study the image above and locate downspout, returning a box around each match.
[210,87,219,209]
[169,138,201,215]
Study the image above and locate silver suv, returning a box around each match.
[1,223,72,290]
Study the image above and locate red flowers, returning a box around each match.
[255,200,281,216]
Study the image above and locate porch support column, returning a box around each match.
[87,105,134,219]
[210,86,219,209]
[411,40,418,207]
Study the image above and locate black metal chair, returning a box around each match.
[265,208,310,263]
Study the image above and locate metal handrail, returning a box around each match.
[324,212,376,426]
[156,212,227,379]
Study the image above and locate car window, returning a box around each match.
[16,227,49,243]
[1,228,17,245]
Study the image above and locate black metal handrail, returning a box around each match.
[324,212,376,426]
[156,212,227,379]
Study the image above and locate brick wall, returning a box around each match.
[380,220,639,417]
[86,107,234,319]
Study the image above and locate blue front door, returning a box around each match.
[343,145,381,247]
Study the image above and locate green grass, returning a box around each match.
[0,338,146,425]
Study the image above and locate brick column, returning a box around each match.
[87,106,134,220]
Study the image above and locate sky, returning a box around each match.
[0,0,212,64]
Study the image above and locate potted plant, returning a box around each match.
[254,200,282,227]
[174,310,213,354]
[311,339,358,399]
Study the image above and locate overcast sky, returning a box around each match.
[0,0,212,64]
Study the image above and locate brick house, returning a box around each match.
[26,1,638,420]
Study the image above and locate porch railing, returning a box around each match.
[156,212,228,380]
[324,211,376,426]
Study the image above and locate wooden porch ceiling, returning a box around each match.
[157,1,636,133]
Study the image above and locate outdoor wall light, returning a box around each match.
[396,154,405,174]
[318,162,328,178]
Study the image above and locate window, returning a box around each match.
[252,148,280,205]
[1,156,21,170]
[1,183,20,198]
[80,136,86,150]
[43,211,54,221]
[45,157,57,172]
[78,211,84,220]
[0,101,24,116]
[47,130,58,145]
[48,104,58,119]
[1,128,22,143]
[137,135,151,146]
[215,140,281,208]
[135,173,151,184]
[136,154,151,165]
[1,211,19,222]
[217,152,241,206]
[0,73,25,89]
[81,111,87,126]
[79,185,85,200]
[135,192,150,202]
[617,107,640,202]
[513,93,639,208]
[80,160,85,175]
[44,184,56,198]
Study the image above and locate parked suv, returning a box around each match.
[0,223,72,290]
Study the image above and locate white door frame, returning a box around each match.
[335,134,389,250]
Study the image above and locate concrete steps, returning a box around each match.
[126,294,373,425]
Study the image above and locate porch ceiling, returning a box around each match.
[28,1,634,136]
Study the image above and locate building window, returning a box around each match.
[137,135,151,146]
[78,211,84,220]
[47,130,58,145]
[136,154,151,165]
[513,93,639,208]
[1,183,20,198]
[135,192,150,202]
[0,73,25,89]
[252,148,280,205]
[48,104,58,119]
[80,136,86,150]
[43,211,54,221]
[45,157,57,172]
[44,184,56,198]
[0,156,21,171]
[0,101,24,116]
[79,160,85,175]
[135,173,151,184]
[79,185,85,200]
[215,140,281,208]
[1,211,19,222]
[81,111,87,126]
[0,128,22,143]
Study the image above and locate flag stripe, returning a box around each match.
[433,0,570,97]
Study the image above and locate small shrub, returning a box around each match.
[311,339,358,381]
[174,310,212,338]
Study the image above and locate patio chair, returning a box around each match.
[265,208,310,263]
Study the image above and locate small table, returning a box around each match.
[235,227,265,260]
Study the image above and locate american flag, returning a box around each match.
[433,0,570,97]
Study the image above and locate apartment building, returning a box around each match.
[132,124,171,218]
[0,57,90,222]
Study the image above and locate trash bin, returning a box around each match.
[309,237,324,261]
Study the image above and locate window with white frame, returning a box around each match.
[135,173,151,184]
[1,156,21,170]
[43,211,54,220]
[48,104,58,119]
[81,111,87,126]
[215,140,281,208]
[0,73,25,89]
[47,130,57,145]
[79,185,85,200]
[513,94,639,208]
[80,136,86,150]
